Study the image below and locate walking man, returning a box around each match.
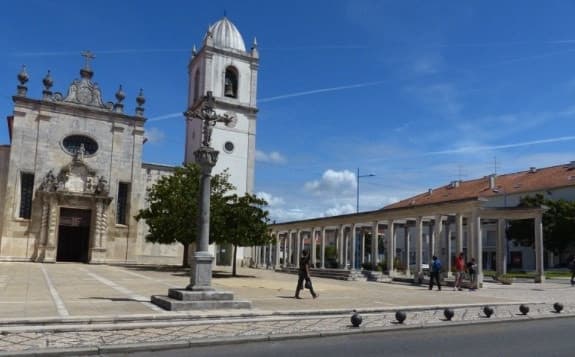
[454,252,465,291]
[294,250,318,299]
[429,255,442,291]
[467,258,478,291]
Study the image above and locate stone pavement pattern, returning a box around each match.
[1,262,574,355]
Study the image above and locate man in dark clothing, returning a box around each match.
[569,256,575,286]
[428,255,442,291]
[294,250,318,299]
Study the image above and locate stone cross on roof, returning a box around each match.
[81,50,95,70]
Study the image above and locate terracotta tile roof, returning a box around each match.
[383,162,575,210]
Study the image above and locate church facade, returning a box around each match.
[0,17,257,266]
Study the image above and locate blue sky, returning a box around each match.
[1,1,575,222]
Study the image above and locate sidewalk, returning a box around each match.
[1,262,573,355]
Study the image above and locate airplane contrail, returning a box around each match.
[9,49,188,57]
[148,80,390,121]
[426,136,575,155]
[258,80,389,103]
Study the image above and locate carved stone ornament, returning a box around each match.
[63,77,105,108]
[194,147,219,168]
[39,158,108,196]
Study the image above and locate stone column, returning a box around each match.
[321,227,326,269]
[361,229,366,265]
[339,225,345,268]
[534,214,545,283]
[37,198,49,262]
[445,220,452,277]
[433,215,442,259]
[287,231,293,266]
[44,196,59,262]
[351,224,357,270]
[496,218,507,275]
[372,221,379,266]
[296,230,302,268]
[404,224,411,276]
[415,217,423,279]
[386,220,395,275]
[455,214,463,258]
[473,211,483,288]
[311,228,317,268]
[467,216,474,259]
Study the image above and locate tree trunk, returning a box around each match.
[232,244,238,277]
[182,242,190,268]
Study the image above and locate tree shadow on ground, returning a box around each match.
[213,270,256,279]
[84,297,145,303]
[117,265,257,278]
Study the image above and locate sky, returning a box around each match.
[1,0,575,223]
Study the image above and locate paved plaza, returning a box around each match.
[0,262,573,355]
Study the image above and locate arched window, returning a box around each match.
[224,67,238,98]
[193,70,200,103]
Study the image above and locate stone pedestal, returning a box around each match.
[187,252,214,290]
[151,289,251,311]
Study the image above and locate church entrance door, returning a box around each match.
[56,208,91,263]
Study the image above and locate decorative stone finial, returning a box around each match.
[42,70,54,100]
[135,88,146,116]
[42,70,53,90]
[251,37,259,58]
[114,85,125,113]
[205,26,214,46]
[192,44,197,57]
[16,65,29,96]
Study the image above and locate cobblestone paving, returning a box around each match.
[0,303,573,353]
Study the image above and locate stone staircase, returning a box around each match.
[277,267,375,281]
[151,288,251,311]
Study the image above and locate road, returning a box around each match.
[107,316,574,357]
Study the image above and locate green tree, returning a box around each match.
[135,164,234,267]
[214,193,273,276]
[507,194,575,256]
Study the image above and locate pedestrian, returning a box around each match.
[428,255,442,291]
[294,250,318,299]
[569,256,575,286]
[454,252,465,291]
[467,258,477,291]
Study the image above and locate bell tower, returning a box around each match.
[185,17,259,194]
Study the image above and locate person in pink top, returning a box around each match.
[454,252,465,291]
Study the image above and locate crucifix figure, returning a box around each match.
[186,91,232,148]
[80,50,96,70]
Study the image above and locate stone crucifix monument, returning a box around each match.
[151,91,251,310]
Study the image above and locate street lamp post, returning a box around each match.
[356,168,375,213]
[184,91,232,291]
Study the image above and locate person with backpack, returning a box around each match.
[467,258,478,291]
[429,255,442,291]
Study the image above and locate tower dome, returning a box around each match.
[206,17,246,51]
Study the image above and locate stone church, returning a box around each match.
[0,17,258,266]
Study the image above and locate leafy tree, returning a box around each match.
[213,193,273,276]
[135,164,234,267]
[507,194,575,256]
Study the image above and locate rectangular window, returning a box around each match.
[116,182,130,225]
[19,172,34,219]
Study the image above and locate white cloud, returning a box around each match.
[255,191,285,207]
[304,169,356,196]
[255,150,286,164]
[145,127,166,144]
[323,203,355,217]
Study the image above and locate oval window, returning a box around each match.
[224,141,234,153]
[62,135,99,156]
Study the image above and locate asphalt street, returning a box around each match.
[107,317,575,357]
